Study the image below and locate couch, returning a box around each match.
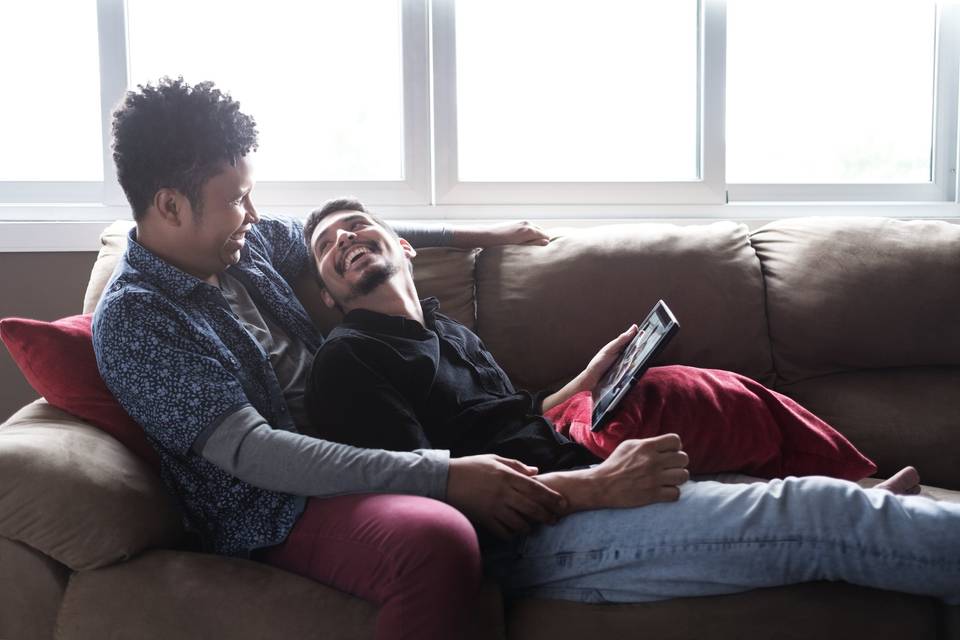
[2,216,958,639]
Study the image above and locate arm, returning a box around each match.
[392,220,551,249]
[541,324,639,413]
[536,434,690,515]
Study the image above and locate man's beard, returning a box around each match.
[345,262,399,300]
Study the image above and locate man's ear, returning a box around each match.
[153,188,188,226]
[398,237,417,259]
[320,288,336,309]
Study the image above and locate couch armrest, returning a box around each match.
[0,400,184,571]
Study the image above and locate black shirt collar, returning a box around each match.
[342,297,440,337]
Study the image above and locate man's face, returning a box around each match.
[177,156,258,281]
[309,210,411,307]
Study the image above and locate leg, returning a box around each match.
[485,476,960,604]
[259,494,482,640]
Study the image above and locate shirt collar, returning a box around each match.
[342,297,440,336]
[124,226,219,300]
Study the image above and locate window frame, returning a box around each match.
[431,0,728,205]
[725,2,960,203]
[0,0,958,226]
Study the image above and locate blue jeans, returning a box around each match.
[483,476,960,603]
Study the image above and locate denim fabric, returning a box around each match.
[485,476,960,603]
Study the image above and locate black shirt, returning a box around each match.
[306,297,599,473]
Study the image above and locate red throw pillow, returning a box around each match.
[1,314,160,472]
[544,365,877,481]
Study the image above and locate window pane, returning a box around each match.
[726,0,936,184]
[0,1,102,181]
[455,0,698,182]
[127,0,404,182]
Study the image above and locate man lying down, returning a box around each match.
[301,197,960,604]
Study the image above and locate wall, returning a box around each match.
[0,252,99,421]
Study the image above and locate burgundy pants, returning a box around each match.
[257,494,482,640]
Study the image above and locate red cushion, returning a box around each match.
[1,314,160,472]
[545,365,877,481]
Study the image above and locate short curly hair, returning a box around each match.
[111,77,258,220]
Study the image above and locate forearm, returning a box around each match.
[535,467,600,516]
[541,371,590,413]
[199,407,449,499]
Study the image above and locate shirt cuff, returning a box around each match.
[415,448,451,500]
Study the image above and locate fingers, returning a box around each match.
[651,432,682,452]
[496,455,539,477]
[508,489,561,526]
[510,473,567,515]
[659,450,689,470]
[659,467,690,486]
[494,507,532,537]
[656,486,682,502]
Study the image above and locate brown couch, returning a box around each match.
[2,216,958,639]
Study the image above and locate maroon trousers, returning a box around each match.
[257,494,482,640]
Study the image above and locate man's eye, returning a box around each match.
[319,242,330,255]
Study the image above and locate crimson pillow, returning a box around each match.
[1,314,160,472]
[544,365,876,481]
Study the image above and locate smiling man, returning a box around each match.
[92,77,565,640]
[303,199,960,605]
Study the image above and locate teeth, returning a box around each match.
[345,245,371,267]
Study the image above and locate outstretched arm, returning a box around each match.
[393,220,551,249]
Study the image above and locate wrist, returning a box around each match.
[538,468,598,515]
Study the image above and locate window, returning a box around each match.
[0,0,957,221]
[0,1,103,201]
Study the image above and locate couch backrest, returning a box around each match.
[474,222,774,390]
[751,217,960,384]
[82,220,479,332]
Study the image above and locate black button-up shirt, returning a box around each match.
[306,298,599,473]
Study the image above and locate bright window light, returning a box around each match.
[0,1,103,181]
[726,0,936,184]
[126,0,405,182]
[455,0,699,182]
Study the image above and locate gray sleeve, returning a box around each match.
[196,406,449,500]
[389,223,453,248]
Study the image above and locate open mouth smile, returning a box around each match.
[339,243,378,273]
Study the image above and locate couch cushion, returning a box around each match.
[0,401,183,571]
[475,222,774,390]
[84,220,478,331]
[0,537,69,640]
[751,217,960,384]
[55,550,377,640]
[506,582,943,640]
[0,314,160,470]
[777,366,960,490]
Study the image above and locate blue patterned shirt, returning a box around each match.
[93,216,322,555]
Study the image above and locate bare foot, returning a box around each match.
[875,466,921,495]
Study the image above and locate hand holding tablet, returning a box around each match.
[590,300,680,431]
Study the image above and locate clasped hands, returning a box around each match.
[447,433,690,540]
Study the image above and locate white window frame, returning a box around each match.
[431,0,727,205]
[726,2,960,203]
[0,0,958,232]
[0,0,431,217]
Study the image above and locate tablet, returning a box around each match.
[590,300,679,431]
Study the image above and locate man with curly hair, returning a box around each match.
[93,76,561,640]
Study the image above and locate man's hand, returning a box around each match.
[449,221,551,249]
[541,325,639,412]
[591,435,690,508]
[447,454,567,539]
[538,434,689,514]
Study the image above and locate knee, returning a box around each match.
[381,497,482,586]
